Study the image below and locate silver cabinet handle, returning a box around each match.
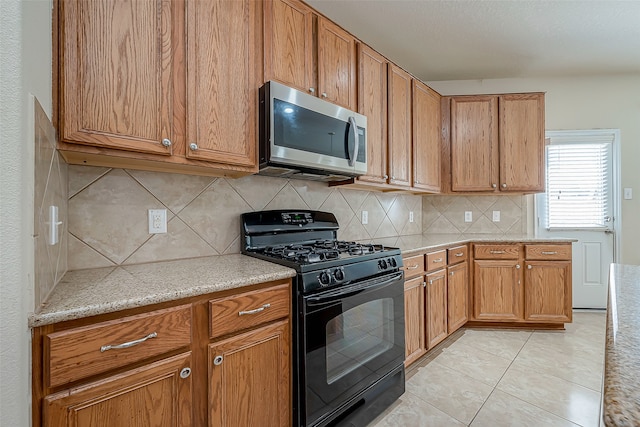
[450,271,454,276]
[309,87,315,93]
[213,355,223,366]
[516,264,521,269]
[189,143,198,150]
[321,92,327,98]
[347,116,359,167]
[384,174,389,180]
[502,183,507,188]
[406,264,419,270]
[541,251,557,255]
[490,250,505,254]
[433,258,443,263]
[527,265,532,269]
[455,253,464,257]
[100,332,157,352]
[492,183,497,188]
[238,303,270,316]
[180,367,191,379]
[429,279,433,285]
[162,138,172,147]
[423,281,426,288]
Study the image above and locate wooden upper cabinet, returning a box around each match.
[264,0,356,110]
[264,0,314,94]
[387,64,412,188]
[450,96,499,192]
[59,0,174,155]
[185,0,259,169]
[412,80,441,192]
[499,93,545,192]
[356,44,388,184]
[317,17,357,109]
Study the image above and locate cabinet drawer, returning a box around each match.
[426,250,447,271]
[402,254,425,278]
[447,245,468,264]
[209,282,290,339]
[525,244,571,260]
[45,304,192,388]
[474,244,521,260]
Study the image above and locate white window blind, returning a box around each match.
[546,140,611,229]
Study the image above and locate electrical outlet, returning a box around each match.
[148,209,167,234]
[624,188,633,200]
[464,211,472,223]
[409,211,414,223]
[492,210,501,222]
[361,210,368,225]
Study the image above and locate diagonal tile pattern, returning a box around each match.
[370,310,607,427]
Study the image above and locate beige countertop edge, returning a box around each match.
[29,254,297,328]
[603,264,640,427]
[393,234,577,256]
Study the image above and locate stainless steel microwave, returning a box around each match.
[258,81,367,182]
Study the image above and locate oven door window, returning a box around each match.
[303,273,404,425]
[326,298,394,384]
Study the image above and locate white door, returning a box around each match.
[536,130,619,309]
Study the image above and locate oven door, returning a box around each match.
[302,271,405,426]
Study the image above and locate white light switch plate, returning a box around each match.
[409,211,414,223]
[492,210,500,222]
[464,211,472,222]
[624,188,632,200]
[361,210,368,225]
[148,209,167,234]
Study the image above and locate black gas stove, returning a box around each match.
[241,210,403,293]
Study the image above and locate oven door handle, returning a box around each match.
[306,271,404,306]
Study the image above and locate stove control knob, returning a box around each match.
[388,258,397,268]
[333,268,345,282]
[378,259,388,270]
[319,270,332,286]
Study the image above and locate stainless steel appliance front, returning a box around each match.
[259,81,367,181]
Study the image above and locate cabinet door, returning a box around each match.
[356,44,388,184]
[499,93,545,192]
[524,261,572,323]
[44,353,192,427]
[59,0,173,155]
[404,276,426,366]
[264,0,314,94]
[185,0,259,169]
[209,320,290,427]
[447,262,468,333]
[412,80,441,192]
[387,65,412,188]
[426,270,448,349]
[473,260,523,321]
[318,17,357,110]
[450,96,499,191]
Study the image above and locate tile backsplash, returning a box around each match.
[65,166,528,270]
[33,97,68,309]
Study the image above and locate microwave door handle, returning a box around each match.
[347,116,359,167]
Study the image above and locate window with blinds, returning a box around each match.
[546,140,611,229]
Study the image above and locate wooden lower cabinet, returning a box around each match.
[425,269,448,349]
[209,320,290,427]
[44,352,193,427]
[524,260,572,323]
[473,259,522,321]
[404,276,426,366]
[447,261,468,333]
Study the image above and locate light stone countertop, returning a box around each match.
[365,233,576,256]
[29,254,296,328]
[603,264,640,427]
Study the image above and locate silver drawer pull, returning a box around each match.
[433,258,443,263]
[490,250,506,254]
[455,253,464,257]
[407,265,419,270]
[239,303,271,316]
[100,332,157,352]
[541,251,557,255]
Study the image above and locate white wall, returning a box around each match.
[429,75,640,265]
[0,0,52,425]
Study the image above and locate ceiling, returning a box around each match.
[306,0,640,82]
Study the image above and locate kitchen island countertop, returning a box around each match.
[29,254,296,327]
[604,264,640,427]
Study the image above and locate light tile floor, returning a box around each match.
[370,310,606,427]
